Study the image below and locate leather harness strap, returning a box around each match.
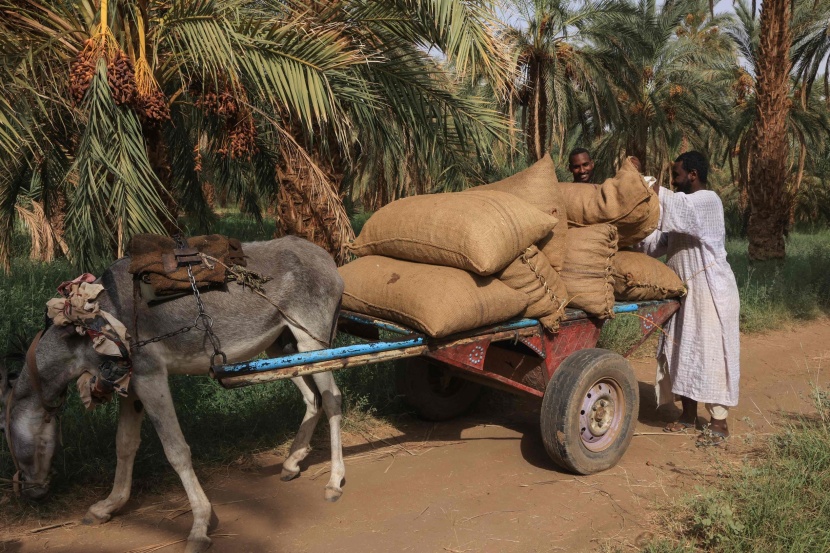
[25,330,45,405]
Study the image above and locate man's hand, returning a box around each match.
[643,175,660,195]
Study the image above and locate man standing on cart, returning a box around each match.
[635,151,740,446]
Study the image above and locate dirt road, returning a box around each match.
[3,320,829,553]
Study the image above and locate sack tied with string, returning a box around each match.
[468,154,568,272]
[560,224,618,319]
[557,158,659,247]
[612,250,687,301]
[338,256,530,338]
[348,190,558,276]
[497,245,569,333]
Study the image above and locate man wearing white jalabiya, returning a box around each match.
[635,151,740,446]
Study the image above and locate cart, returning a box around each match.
[210,299,680,475]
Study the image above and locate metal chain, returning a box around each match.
[131,237,227,368]
[132,323,194,349]
[181,235,228,366]
[184,243,226,366]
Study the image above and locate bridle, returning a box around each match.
[3,330,64,496]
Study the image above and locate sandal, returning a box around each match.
[696,426,729,447]
[663,419,697,433]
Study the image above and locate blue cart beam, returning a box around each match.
[212,319,543,388]
[210,302,667,389]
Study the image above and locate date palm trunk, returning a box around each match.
[275,160,354,266]
[746,0,791,260]
[526,58,548,162]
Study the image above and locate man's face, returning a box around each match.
[671,161,693,193]
[569,153,595,183]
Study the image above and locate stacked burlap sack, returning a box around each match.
[339,154,683,338]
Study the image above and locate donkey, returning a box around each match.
[0,236,345,553]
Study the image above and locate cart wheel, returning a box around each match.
[540,348,639,475]
[396,358,482,421]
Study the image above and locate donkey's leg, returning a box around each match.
[292,332,345,502]
[279,375,323,480]
[265,341,324,481]
[83,393,145,525]
[134,374,213,553]
[311,370,345,502]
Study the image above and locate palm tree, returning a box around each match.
[791,0,830,106]
[0,0,511,270]
[721,0,828,238]
[733,0,830,257]
[588,0,734,178]
[746,0,792,259]
[502,0,634,163]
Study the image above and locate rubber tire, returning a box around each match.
[540,348,639,475]
[396,357,482,421]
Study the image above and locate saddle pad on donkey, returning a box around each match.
[127,234,246,295]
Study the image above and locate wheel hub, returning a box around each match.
[588,397,615,436]
[579,379,624,452]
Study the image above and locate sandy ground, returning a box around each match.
[2,319,829,553]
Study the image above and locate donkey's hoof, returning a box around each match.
[280,468,300,482]
[184,536,212,553]
[324,486,343,502]
[82,510,111,525]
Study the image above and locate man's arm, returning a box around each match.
[654,186,720,240]
[632,229,668,258]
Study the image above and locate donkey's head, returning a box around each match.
[1,329,86,500]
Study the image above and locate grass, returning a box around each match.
[3,222,830,529]
[638,385,830,553]
[727,231,830,332]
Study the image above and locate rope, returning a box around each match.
[201,254,332,347]
[519,248,569,314]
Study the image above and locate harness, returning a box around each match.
[3,331,64,496]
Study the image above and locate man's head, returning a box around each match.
[672,151,708,194]
[568,148,595,184]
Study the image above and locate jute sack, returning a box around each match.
[497,245,569,333]
[470,154,568,271]
[339,256,530,338]
[560,224,618,319]
[349,190,557,276]
[612,250,686,301]
[558,158,659,247]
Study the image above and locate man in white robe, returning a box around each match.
[635,151,740,445]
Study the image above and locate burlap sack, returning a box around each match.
[471,154,568,271]
[497,246,569,332]
[558,158,659,247]
[560,224,618,319]
[339,256,529,338]
[612,250,686,301]
[349,190,557,276]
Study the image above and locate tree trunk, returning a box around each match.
[746,0,791,260]
[275,159,354,266]
[525,59,547,162]
[788,129,807,229]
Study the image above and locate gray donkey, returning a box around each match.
[0,236,346,553]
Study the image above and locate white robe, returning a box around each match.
[635,187,740,406]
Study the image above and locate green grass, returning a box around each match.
[641,387,830,553]
[727,231,830,332]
